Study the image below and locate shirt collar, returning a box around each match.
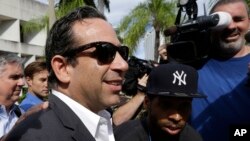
[0,104,21,116]
[51,89,112,137]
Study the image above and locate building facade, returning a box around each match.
[0,0,48,66]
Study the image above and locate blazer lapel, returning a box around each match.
[71,124,96,141]
[49,94,96,141]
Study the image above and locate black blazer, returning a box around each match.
[5,94,96,141]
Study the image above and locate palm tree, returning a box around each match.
[118,0,176,61]
[23,0,110,33]
[55,0,110,19]
[48,0,56,29]
[57,0,110,12]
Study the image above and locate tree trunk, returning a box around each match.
[48,0,56,29]
[154,29,160,61]
[97,0,104,14]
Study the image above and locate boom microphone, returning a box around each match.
[164,11,232,36]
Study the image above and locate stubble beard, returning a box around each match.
[212,35,245,57]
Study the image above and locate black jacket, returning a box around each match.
[5,94,95,141]
[114,119,203,141]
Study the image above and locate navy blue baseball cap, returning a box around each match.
[146,63,206,98]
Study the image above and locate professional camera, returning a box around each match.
[128,56,156,78]
[164,0,231,68]
[122,56,157,96]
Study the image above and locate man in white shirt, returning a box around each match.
[0,53,25,138]
[5,6,129,141]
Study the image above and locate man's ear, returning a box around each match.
[25,76,32,87]
[51,55,71,83]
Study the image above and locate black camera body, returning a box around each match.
[164,0,213,68]
[167,28,210,68]
[128,56,155,78]
[122,56,157,96]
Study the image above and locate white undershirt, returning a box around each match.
[52,89,115,141]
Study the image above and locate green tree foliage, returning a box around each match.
[118,0,176,60]
[23,0,110,33]
[22,15,49,33]
[58,0,110,12]
[55,0,85,18]
[246,0,250,8]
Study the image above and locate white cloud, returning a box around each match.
[104,0,145,27]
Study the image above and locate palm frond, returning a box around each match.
[118,3,150,54]
[103,0,110,12]
[118,0,177,57]
[56,0,85,18]
[22,16,49,33]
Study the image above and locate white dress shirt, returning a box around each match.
[52,90,115,141]
[0,105,20,138]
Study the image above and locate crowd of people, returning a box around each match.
[158,0,250,141]
[0,0,250,141]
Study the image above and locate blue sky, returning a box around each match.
[104,0,145,27]
[37,0,145,27]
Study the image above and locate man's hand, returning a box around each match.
[0,102,49,141]
[16,101,49,125]
[138,74,148,87]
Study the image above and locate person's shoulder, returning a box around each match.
[114,119,148,141]
[19,102,33,112]
[245,45,250,54]
[15,108,53,128]
[114,120,139,135]
[180,123,203,141]
[4,108,60,141]
[114,119,142,131]
[19,95,43,112]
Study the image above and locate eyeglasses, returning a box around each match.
[63,41,129,64]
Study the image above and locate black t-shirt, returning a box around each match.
[114,119,203,141]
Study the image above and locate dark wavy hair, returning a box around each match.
[24,61,47,79]
[45,6,106,87]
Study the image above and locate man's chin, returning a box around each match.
[219,38,244,52]
[106,95,121,107]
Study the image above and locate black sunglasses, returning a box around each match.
[63,41,129,64]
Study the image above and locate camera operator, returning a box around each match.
[112,74,148,126]
[112,56,159,126]
[159,0,250,141]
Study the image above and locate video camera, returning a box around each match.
[122,56,157,96]
[164,0,231,68]
[127,56,156,78]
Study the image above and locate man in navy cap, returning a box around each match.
[114,63,206,141]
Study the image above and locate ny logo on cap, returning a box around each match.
[173,70,187,85]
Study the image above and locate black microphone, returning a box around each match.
[164,11,232,36]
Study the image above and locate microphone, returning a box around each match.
[164,11,232,36]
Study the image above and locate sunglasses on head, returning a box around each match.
[63,41,129,64]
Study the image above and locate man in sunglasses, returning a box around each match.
[5,6,128,141]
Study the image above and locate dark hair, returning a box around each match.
[45,6,106,87]
[210,0,250,16]
[24,61,47,79]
